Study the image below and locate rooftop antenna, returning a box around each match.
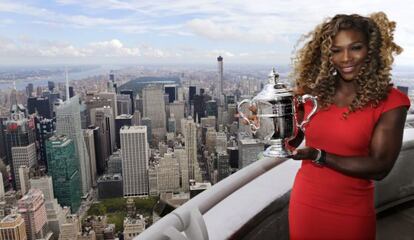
[65,66,70,101]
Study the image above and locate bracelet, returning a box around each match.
[312,148,326,166]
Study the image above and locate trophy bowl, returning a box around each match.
[238,68,317,158]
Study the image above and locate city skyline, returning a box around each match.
[0,1,414,65]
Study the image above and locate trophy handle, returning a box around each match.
[237,99,260,134]
[297,94,318,132]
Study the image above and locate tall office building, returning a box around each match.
[205,128,217,154]
[90,106,115,156]
[119,90,135,114]
[4,112,36,188]
[238,139,264,168]
[217,152,230,181]
[142,85,166,139]
[18,189,49,240]
[84,129,97,187]
[117,94,132,115]
[107,150,122,174]
[87,126,105,175]
[167,116,176,134]
[0,173,4,200]
[168,101,185,133]
[184,117,197,180]
[141,118,152,144]
[0,214,27,240]
[27,97,53,119]
[115,114,133,149]
[59,215,80,240]
[217,56,223,98]
[26,84,34,98]
[189,86,196,104]
[56,95,91,195]
[46,135,81,212]
[156,153,180,193]
[35,117,55,168]
[84,92,117,131]
[132,110,141,126]
[121,126,149,197]
[11,143,36,191]
[164,85,177,103]
[30,176,68,239]
[18,166,30,195]
[215,132,227,153]
[47,81,55,92]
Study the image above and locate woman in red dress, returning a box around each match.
[287,13,410,239]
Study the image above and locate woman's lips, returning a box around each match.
[341,66,355,73]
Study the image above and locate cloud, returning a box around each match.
[0,37,172,59]
[1,0,414,65]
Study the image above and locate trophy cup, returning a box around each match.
[238,68,318,158]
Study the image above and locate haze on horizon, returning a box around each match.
[1,0,414,66]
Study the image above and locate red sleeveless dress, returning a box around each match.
[289,88,410,240]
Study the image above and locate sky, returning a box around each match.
[1,0,414,66]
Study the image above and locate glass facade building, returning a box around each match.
[46,136,81,212]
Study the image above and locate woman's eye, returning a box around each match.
[331,49,340,53]
[351,45,363,50]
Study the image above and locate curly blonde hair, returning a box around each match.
[291,12,402,115]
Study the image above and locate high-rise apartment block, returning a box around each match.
[121,126,149,197]
[46,135,81,212]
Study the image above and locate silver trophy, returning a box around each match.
[238,68,318,158]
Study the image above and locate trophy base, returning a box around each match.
[263,145,291,158]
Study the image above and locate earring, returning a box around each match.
[332,69,337,76]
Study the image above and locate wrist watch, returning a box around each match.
[313,148,326,166]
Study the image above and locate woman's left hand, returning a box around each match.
[288,147,319,160]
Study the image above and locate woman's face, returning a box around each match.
[330,29,368,81]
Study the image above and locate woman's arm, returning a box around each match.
[290,106,408,181]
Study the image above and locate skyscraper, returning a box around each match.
[18,189,49,240]
[11,144,36,191]
[27,97,53,119]
[29,176,68,238]
[90,106,115,155]
[184,117,197,180]
[35,117,55,168]
[83,129,97,187]
[142,85,166,139]
[46,135,81,212]
[59,215,80,240]
[217,56,223,99]
[56,95,91,195]
[121,126,149,197]
[4,112,36,188]
[164,85,177,103]
[168,101,185,133]
[0,214,27,240]
[115,114,133,149]
[117,94,132,115]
